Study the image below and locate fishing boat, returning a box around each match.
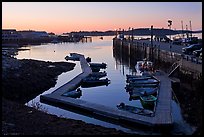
[89,62,107,69]
[117,102,154,116]
[89,71,107,78]
[140,95,157,106]
[62,88,82,98]
[81,78,110,88]
[135,59,153,73]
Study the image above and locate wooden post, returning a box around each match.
[131,28,134,42]
[150,25,153,61]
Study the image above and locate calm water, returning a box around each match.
[16,36,193,135]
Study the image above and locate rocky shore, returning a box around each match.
[2,48,129,135]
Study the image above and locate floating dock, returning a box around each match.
[40,53,173,127]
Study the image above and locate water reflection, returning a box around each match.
[16,36,193,135]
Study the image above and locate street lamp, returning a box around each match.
[168,20,172,51]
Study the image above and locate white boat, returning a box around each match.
[135,59,153,73]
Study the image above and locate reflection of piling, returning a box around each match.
[81,36,92,43]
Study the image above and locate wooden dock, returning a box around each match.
[40,53,173,127]
[50,53,92,96]
[152,72,172,126]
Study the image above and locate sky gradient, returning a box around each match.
[2,2,202,35]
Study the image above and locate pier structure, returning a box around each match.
[113,38,202,79]
[40,53,173,128]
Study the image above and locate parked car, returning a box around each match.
[182,44,202,55]
[172,38,182,45]
[193,48,202,57]
[199,52,202,60]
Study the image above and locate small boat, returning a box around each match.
[129,87,158,100]
[62,88,82,98]
[90,67,101,72]
[127,82,159,88]
[126,74,152,79]
[140,95,157,106]
[86,57,91,62]
[128,78,159,85]
[126,76,153,83]
[65,53,80,61]
[65,55,80,61]
[81,78,110,88]
[82,76,99,81]
[99,37,103,40]
[135,59,153,73]
[89,71,107,78]
[117,102,154,116]
[89,62,107,69]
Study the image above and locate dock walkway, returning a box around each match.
[40,53,173,127]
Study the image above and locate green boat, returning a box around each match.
[140,95,157,105]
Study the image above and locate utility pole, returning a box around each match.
[186,25,189,38]
[131,28,134,42]
[181,20,184,38]
[150,25,153,61]
[189,20,192,38]
[168,20,172,52]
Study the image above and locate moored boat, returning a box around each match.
[127,82,159,88]
[129,87,158,100]
[140,95,157,106]
[128,78,159,85]
[117,102,154,116]
[135,59,153,73]
[126,75,152,82]
[89,62,107,69]
[81,78,110,88]
[65,53,80,61]
[90,66,101,72]
[62,88,82,98]
[65,56,80,61]
[86,57,91,62]
[89,71,107,78]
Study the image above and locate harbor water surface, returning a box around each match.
[16,36,193,135]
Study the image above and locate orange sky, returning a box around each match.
[2,2,202,35]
